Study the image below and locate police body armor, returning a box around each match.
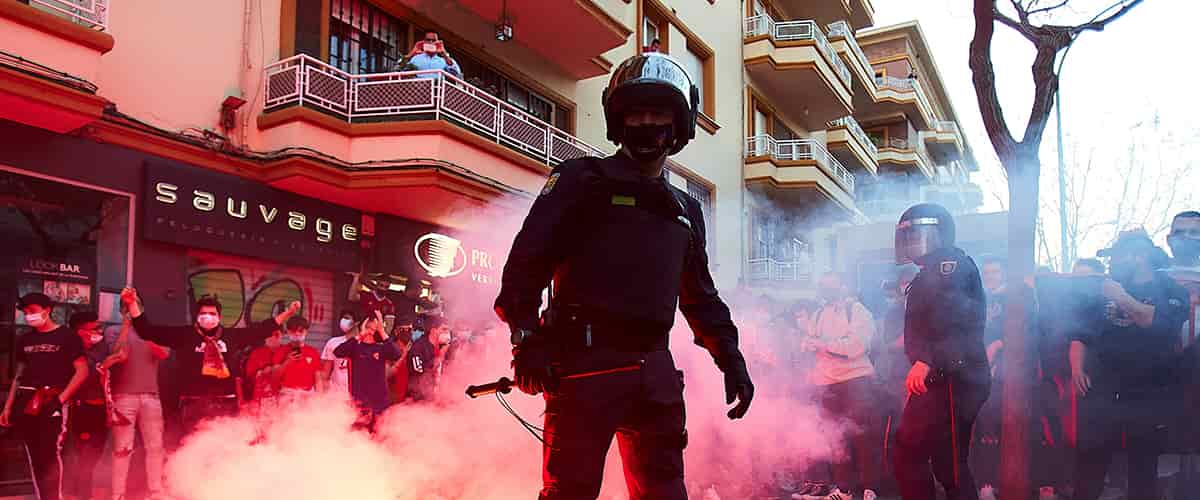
[549,156,696,345]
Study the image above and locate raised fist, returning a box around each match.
[120,287,138,305]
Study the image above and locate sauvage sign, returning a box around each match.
[142,161,360,271]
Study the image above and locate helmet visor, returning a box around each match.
[895,218,943,264]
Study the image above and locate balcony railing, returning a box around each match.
[826,21,872,83]
[748,257,812,283]
[264,54,605,167]
[934,120,960,135]
[26,0,108,30]
[828,116,878,158]
[744,16,852,88]
[875,75,935,122]
[744,134,855,193]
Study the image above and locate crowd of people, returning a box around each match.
[728,212,1200,500]
[0,275,502,500]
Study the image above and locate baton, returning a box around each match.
[466,362,644,399]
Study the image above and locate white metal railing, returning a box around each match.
[745,16,852,88]
[26,0,108,30]
[748,257,812,283]
[264,54,605,167]
[744,134,855,192]
[885,137,911,150]
[828,116,878,158]
[826,21,872,83]
[875,75,935,123]
[934,120,960,135]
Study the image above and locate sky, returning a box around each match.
[871,0,1200,268]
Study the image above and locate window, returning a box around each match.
[678,47,705,112]
[640,0,716,128]
[452,51,570,130]
[643,17,659,48]
[328,0,405,74]
[772,117,796,141]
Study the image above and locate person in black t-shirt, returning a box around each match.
[120,288,300,438]
[62,311,116,500]
[0,293,89,500]
[1070,230,1190,500]
[406,315,447,403]
[334,311,402,430]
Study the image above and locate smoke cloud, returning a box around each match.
[162,196,854,500]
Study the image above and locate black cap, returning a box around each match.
[17,293,53,310]
[69,311,99,329]
[1098,230,1157,258]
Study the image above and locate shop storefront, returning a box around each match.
[140,159,361,347]
[0,164,136,385]
[367,214,505,323]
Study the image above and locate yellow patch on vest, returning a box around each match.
[540,173,561,196]
[611,195,637,207]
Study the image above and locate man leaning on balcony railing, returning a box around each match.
[395,30,462,79]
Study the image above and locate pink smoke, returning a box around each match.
[163,201,854,499]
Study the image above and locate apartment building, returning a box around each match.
[740,2,981,297]
[0,0,980,348]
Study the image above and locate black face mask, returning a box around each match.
[622,124,674,163]
[1169,236,1200,263]
[1110,260,1136,283]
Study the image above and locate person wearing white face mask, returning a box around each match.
[61,312,117,500]
[321,309,359,396]
[1,293,89,500]
[120,288,301,439]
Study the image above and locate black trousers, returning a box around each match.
[1072,388,1171,500]
[539,349,687,500]
[12,389,69,500]
[64,401,109,497]
[893,373,990,500]
[815,376,880,493]
[178,395,238,437]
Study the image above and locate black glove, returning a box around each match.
[39,397,64,418]
[722,352,754,420]
[512,337,554,396]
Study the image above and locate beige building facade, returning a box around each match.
[0,0,979,300]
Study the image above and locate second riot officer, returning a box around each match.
[494,52,754,500]
[892,203,991,500]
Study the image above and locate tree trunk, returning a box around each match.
[999,149,1039,500]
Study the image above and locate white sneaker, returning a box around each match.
[980,484,997,500]
[862,488,878,500]
[824,487,849,500]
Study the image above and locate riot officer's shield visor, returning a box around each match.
[895,218,943,264]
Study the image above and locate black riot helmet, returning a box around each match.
[895,203,956,264]
[602,52,700,155]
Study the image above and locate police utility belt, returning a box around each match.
[545,305,670,353]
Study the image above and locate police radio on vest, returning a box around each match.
[154,182,358,243]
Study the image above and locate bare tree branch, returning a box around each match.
[1071,0,1144,35]
[1027,0,1070,16]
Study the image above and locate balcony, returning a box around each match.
[826,20,879,109]
[922,120,965,162]
[743,16,853,130]
[875,136,934,179]
[826,116,878,176]
[261,55,603,174]
[396,0,629,78]
[0,0,113,133]
[870,75,936,129]
[748,257,813,285]
[744,134,857,211]
[772,0,874,30]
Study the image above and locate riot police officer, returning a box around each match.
[494,52,754,500]
[892,203,990,500]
